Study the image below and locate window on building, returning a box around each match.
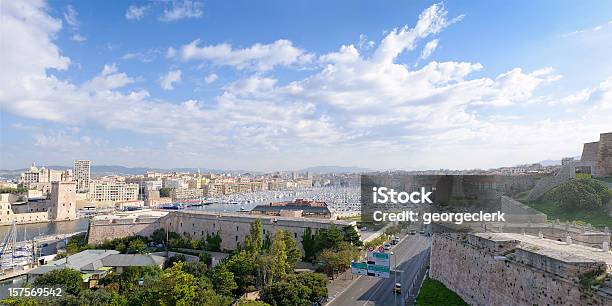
[235,235,238,241]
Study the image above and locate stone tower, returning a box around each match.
[49,181,77,221]
[596,132,612,177]
[581,141,599,164]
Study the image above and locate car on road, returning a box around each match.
[390,239,397,245]
[409,230,416,235]
[419,230,425,234]
[394,283,401,294]
[384,243,391,250]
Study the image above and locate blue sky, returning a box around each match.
[1,0,612,171]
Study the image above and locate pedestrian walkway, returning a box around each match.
[326,269,360,303]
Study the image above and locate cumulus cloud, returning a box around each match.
[357,34,375,50]
[205,73,218,84]
[170,39,312,72]
[2,1,611,170]
[71,33,87,42]
[125,5,149,20]
[159,69,182,90]
[159,0,203,22]
[63,5,79,28]
[420,39,439,60]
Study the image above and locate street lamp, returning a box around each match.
[391,251,397,305]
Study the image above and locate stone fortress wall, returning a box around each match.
[88,210,355,251]
[87,216,162,245]
[596,132,612,177]
[581,132,612,177]
[526,165,574,201]
[430,233,612,306]
[526,131,612,201]
[501,196,547,223]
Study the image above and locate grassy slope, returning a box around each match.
[416,278,468,306]
[526,199,612,228]
[515,180,612,228]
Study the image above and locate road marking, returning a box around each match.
[361,277,386,306]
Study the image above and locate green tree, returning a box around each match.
[210,264,238,296]
[324,226,344,249]
[33,268,82,295]
[127,239,146,254]
[63,288,127,306]
[199,252,213,266]
[245,219,264,255]
[164,254,186,269]
[205,233,222,251]
[318,242,358,279]
[182,261,209,278]
[291,273,328,303]
[259,279,311,306]
[66,233,90,255]
[159,187,172,198]
[150,228,166,244]
[236,300,270,306]
[269,231,288,281]
[343,225,363,247]
[301,228,316,262]
[158,262,199,305]
[283,231,302,271]
[545,178,612,210]
[225,250,257,294]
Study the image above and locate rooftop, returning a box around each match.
[473,232,612,267]
[28,250,166,275]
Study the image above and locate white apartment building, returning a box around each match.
[163,178,188,189]
[20,164,72,188]
[172,188,204,201]
[89,181,139,203]
[73,160,91,193]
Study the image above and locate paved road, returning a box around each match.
[328,234,431,306]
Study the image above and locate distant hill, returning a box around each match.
[0,165,259,179]
[298,166,374,174]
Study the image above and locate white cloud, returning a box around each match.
[420,39,439,60]
[2,1,611,170]
[372,3,461,64]
[205,73,218,84]
[171,39,312,72]
[125,5,149,20]
[159,69,182,90]
[159,1,203,22]
[63,5,79,28]
[121,48,161,62]
[357,34,375,50]
[71,33,87,42]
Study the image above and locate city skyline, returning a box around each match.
[2,1,612,171]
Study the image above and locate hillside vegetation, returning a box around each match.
[524,178,612,228]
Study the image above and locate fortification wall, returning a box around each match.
[582,141,600,163]
[430,234,611,306]
[596,133,612,177]
[162,211,353,251]
[526,166,573,201]
[87,211,355,251]
[87,217,161,244]
[501,196,547,223]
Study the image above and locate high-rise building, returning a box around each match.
[73,160,91,193]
